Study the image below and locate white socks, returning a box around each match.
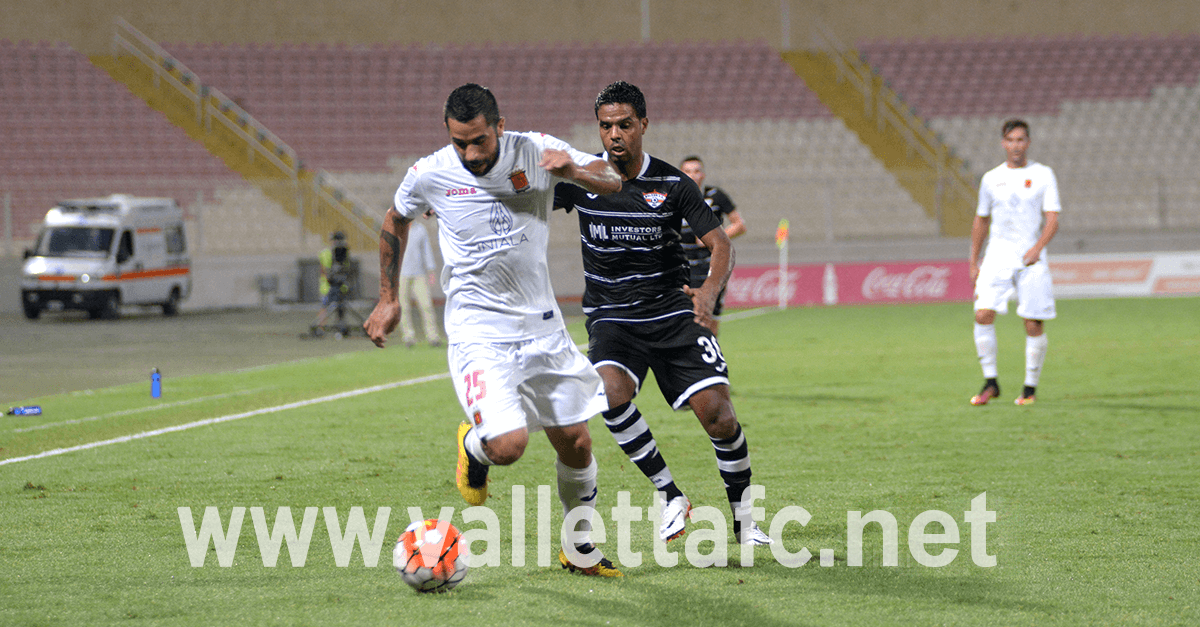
[556,457,598,547]
[974,323,999,379]
[974,322,1049,387]
[463,427,493,465]
[1025,334,1048,387]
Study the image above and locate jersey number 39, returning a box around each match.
[697,336,727,373]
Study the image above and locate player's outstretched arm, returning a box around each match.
[684,226,734,331]
[539,149,622,195]
[725,208,747,239]
[364,206,411,348]
[1023,211,1059,266]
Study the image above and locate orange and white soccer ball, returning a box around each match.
[393,519,469,593]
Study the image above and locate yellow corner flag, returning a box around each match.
[775,219,789,249]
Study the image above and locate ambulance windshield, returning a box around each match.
[37,227,116,258]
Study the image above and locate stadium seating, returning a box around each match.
[596,117,941,242]
[860,35,1200,232]
[3,38,849,248]
[164,39,831,167]
[859,35,1200,116]
[0,40,237,242]
[4,34,1197,252]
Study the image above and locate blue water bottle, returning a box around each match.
[151,368,162,399]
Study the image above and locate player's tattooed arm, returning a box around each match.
[365,206,411,347]
[381,206,411,295]
[382,230,402,290]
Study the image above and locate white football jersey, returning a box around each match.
[976,161,1061,264]
[394,131,601,343]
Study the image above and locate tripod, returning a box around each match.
[310,280,367,339]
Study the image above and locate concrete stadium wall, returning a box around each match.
[8,230,1197,315]
[5,0,1198,54]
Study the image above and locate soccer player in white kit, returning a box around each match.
[397,217,443,348]
[969,119,1060,406]
[364,84,624,576]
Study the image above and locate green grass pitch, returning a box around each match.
[2,298,1197,626]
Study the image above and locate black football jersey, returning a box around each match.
[554,155,722,320]
[680,185,737,285]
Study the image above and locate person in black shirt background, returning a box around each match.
[679,155,746,336]
[554,81,771,546]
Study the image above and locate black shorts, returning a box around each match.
[587,312,730,409]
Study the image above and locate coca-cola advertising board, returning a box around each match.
[724,264,825,308]
[836,261,973,304]
[720,254,1197,310]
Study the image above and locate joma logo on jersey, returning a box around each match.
[446,187,477,197]
[643,190,667,208]
[589,224,608,239]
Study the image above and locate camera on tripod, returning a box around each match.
[327,236,351,296]
[307,231,366,339]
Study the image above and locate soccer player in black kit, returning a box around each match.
[554,81,771,546]
[679,155,746,337]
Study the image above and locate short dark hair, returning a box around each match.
[444,83,501,127]
[680,155,703,165]
[595,81,647,119]
[1002,119,1030,137]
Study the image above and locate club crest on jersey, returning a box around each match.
[1025,179,1032,188]
[509,168,530,193]
[643,190,667,208]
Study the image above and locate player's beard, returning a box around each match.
[606,143,634,170]
[463,151,498,176]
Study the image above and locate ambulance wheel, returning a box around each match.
[23,303,40,320]
[163,288,181,316]
[90,292,120,320]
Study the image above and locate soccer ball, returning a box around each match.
[393,519,469,593]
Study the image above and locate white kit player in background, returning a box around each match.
[968,119,1061,406]
[397,215,444,348]
[363,83,625,577]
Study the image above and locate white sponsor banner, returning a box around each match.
[1049,252,1200,298]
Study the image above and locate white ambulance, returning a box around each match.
[21,194,191,319]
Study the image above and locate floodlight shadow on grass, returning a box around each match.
[804,565,1060,614]
[524,580,812,627]
[752,392,890,405]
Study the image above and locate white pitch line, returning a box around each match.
[12,388,272,433]
[720,307,779,322]
[1,315,774,467]
[0,373,448,467]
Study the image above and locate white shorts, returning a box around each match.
[974,257,1057,320]
[447,329,608,441]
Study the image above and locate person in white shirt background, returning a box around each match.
[969,119,1061,407]
[397,211,444,348]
